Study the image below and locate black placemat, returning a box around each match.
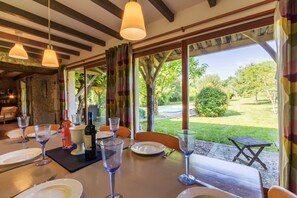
[46,145,112,173]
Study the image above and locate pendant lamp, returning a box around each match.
[120,0,146,41]
[9,43,28,60]
[42,0,59,67]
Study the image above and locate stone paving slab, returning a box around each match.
[194,140,279,188]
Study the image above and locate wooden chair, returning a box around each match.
[268,186,297,198]
[51,124,60,131]
[25,126,35,135]
[135,132,180,151]
[99,125,131,138]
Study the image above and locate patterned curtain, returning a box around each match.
[106,44,132,129]
[275,0,297,192]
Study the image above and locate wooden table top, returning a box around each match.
[0,134,263,198]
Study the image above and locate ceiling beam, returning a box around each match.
[90,0,123,19]
[0,32,80,56]
[0,61,58,75]
[0,47,62,62]
[0,19,92,51]
[33,0,122,40]
[0,2,105,46]
[148,0,174,22]
[0,70,11,77]
[0,40,70,60]
[207,0,217,7]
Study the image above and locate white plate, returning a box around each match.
[27,130,58,138]
[15,178,83,198]
[131,141,166,155]
[177,187,236,198]
[96,131,113,140]
[0,148,41,165]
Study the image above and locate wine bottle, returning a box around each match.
[84,112,97,160]
[61,109,72,149]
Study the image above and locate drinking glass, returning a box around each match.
[17,116,30,143]
[71,114,81,126]
[34,124,52,166]
[178,130,196,185]
[109,117,120,137]
[100,138,124,198]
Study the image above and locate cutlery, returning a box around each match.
[162,149,175,159]
[12,174,57,197]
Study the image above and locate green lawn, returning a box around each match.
[142,98,279,152]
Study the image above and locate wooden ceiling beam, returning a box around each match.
[0,61,58,75]
[0,47,62,62]
[148,0,174,22]
[0,19,92,51]
[33,0,122,40]
[0,40,70,60]
[208,0,217,8]
[0,2,105,46]
[90,0,123,19]
[0,31,80,56]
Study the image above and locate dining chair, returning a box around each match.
[51,124,60,131]
[25,126,35,135]
[268,186,297,198]
[135,132,180,151]
[5,128,22,139]
[99,125,131,138]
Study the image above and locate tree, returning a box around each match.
[234,61,277,111]
[138,54,207,131]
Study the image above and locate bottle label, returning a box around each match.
[84,135,92,149]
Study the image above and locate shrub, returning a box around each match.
[139,108,146,119]
[195,87,228,117]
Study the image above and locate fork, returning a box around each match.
[162,149,175,159]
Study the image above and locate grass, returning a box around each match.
[141,98,279,152]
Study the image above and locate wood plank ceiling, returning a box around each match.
[0,0,215,77]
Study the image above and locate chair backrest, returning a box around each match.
[25,126,35,135]
[5,128,22,139]
[51,124,60,131]
[135,132,180,151]
[268,186,297,198]
[99,125,131,138]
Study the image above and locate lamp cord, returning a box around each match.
[48,0,51,46]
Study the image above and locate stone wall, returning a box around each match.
[30,74,60,125]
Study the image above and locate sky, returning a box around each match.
[196,41,276,80]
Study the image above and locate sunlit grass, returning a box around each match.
[141,98,278,152]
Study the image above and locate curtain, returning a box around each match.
[106,44,132,129]
[58,65,66,123]
[275,0,297,192]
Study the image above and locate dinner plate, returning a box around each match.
[177,187,236,198]
[15,178,83,198]
[96,131,113,140]
[131,141,166,155]
[27,130,58,138]
[0,148,41,165]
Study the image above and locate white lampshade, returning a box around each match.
[8,43,28,60]
[120,1,146,41]
[42,45,59,67]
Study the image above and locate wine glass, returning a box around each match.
[17,116,30,143]
[178,130,196,185]
[100,138,124,198]
[71,114,81,126]
[34,124,52,166]
[109,117,120,137]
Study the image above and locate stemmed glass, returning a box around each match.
[100,138,124,198]
[34,124,52,166]
[71,114,81,126]
[109,117,120,137]
[17,116,30,143]
[178,130,196,185]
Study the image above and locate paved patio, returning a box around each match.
[194,140,279,188]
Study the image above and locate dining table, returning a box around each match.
[0,133,263,198]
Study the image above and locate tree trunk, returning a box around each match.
[146,84,155,132]
[154,94,159,116]
[255,93,258,104]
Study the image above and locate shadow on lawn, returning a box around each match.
[244,100,271,105]
[223,110,241,117]
[152,119,278,152]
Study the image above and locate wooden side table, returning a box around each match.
[228,136,272,169]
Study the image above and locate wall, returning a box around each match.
[0,77,17,108]
[30,74,60,125]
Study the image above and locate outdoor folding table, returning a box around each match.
[228,136,272,169]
